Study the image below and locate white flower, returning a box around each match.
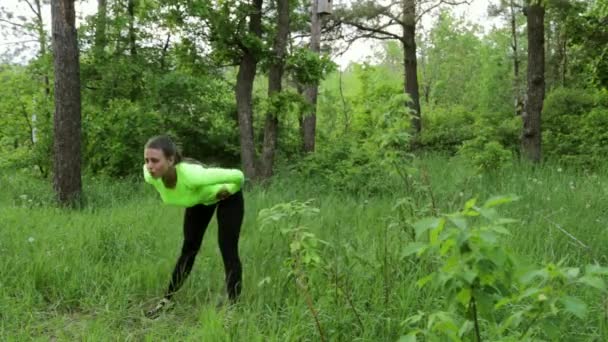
[28,237,35,243]
[557,167,563,173]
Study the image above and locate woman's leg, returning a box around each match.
[216,191,244,302]
[165,203,216,299]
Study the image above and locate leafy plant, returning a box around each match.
[258,199,328,341]
[401,195,608,341]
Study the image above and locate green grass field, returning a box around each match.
[1,156,607,341]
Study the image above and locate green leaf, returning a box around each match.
[289,241,301,253]
[448,215,467,230]
[456,288,471,306]
[477,207,498,220]
[402,242,427,258]
[462,268,477,284]
[414,218,442,239]
[417,274,435,288]
[479,230,498,244]
[429,223,445,245]
[458,320,474,338]
[578,275,606,291]
[541,320,560,340]
[502,311,524,330]
[520,269,548,284]
[518,287,541,301]
[398,333,417,342]
[404,311,425,325]
[586,264,608,276]
[440,238,456,256]
[490,225,512,235]
[565,267,580,279]
[483,195,519,208]
[495,297,512,309]
[464,198,477,209]
[560,296,587,319]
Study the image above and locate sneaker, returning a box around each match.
[145,297,174,319]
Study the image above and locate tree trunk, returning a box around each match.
[94,0,107,60]
[51,0,82,205]
[236,0,263,180]
[554,23,567,87]
[510,0,523,116]
[403,0,422,136]
[127,0,137,57]
[545,18,553,89]
[127,0,140,100]
[260,0,289,179]
[522,2,545,163]
[302,0,321,153]
[31,0,51,98]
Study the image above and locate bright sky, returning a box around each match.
[0,0,501,66]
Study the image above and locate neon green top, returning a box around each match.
[143,162,245,207]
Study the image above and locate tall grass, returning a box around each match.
[1,156,607,341]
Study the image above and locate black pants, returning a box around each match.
[165,191,244,301]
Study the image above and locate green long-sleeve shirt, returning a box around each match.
[143,162,244,207]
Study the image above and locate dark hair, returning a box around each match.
[145,135,203,165]
[145,135,183,163]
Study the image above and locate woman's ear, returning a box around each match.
[168,156,175,166]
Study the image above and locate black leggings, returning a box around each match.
[165,191,244,301]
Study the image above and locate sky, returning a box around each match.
[0,0,502,67]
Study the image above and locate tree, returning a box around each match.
[261,0,290,178]
[521,0,545,162]
[301,0,323,153]
[51,0,82,204]
[94,0,108,61]
[335,0,470,138]
[236,0,264,180]
[488,0,525,116]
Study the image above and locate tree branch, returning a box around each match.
[0,17,30,30]
[416,0,472,23]
[339,19,402,41]
[22,0,40,17]
[0,39,39,46]
[376,0,407,27]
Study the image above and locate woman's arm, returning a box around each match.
[185,164,245,188]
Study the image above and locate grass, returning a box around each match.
[1,156,608,341]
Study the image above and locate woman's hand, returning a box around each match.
[216,188,231,201]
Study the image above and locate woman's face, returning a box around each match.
[144,148,174,178]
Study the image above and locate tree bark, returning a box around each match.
[236,0,263,180]
[510,0,523,116]
[522,2,545,163]
[302,0,321,153]
[260,0,289,179]
[94,0,107,60]
[127,0,137,57]
[30,0,51,98]
[127,0,140,100]
[403,0,422,136]
[51,0,82,205]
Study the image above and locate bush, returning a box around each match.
[543,87,608,167]
[419,106,476,154]
[83,99,163,177]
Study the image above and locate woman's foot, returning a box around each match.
[145,297,174,319]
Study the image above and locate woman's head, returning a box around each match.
[144,135,182,178]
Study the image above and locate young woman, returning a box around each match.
[142,135,245,318]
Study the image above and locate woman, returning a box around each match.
[142,135,245,318]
